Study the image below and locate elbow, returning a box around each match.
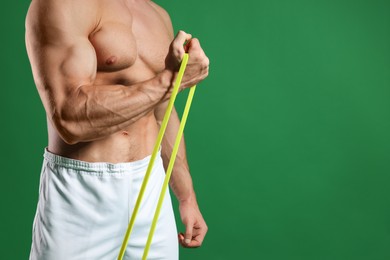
[52,110,82,145]
[61,133,80,145]
[56,119,82,145]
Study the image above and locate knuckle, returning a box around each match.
[172,41,182,50]
[198,51,206,60]
[202,58,209,68]
[192,38,200,45]
[173,48,184,58]
[196,55,203,63]
[189,40,200,50]
[178,49,185,57]
[191,50,202,60]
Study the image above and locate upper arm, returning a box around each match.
[25,0,99,123]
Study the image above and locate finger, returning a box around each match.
[178,233,185,244]
[178,233,194,248]
[186,39,207,63]
[195,230,206,245]
[184,221,194,245]
[178,233,191,248]
[191,224,207,244]
[184,40,191,53]
[187,239,202,248]
[179,231,206,248]
[180,237,202,248]
[186,38,201,52]
[174,30,192,43]
[172,30,192,57]
[192,230,204,244]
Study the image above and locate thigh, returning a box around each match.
[124,161,178,260]
[30,161,130,260]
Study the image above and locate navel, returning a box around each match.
[106,56,118,65]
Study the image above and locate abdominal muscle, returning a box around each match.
[47,112,161,163]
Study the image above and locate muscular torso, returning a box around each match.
[32,0,173,163]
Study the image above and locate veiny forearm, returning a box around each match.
[156,103,197,203]
[55,71,173,144]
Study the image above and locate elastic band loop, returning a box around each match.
[118,53,196,260]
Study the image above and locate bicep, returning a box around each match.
[25,0,98,117]
[29,38,97,119]
[57,40,97,92]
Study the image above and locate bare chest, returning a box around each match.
[89,0,172,76]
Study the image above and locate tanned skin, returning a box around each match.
[25,0,209,248]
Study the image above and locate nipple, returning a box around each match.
[106,56,118,65]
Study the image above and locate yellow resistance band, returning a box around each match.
[117,53,196,260]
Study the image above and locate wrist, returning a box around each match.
[177,191,198,205]
[153,70,175,102]
[159,69,175,90]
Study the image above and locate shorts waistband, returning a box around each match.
[43,147,161,173]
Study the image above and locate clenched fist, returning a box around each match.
[164,30,210,91]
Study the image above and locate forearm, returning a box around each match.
[55,70,173,144]
[166,135,196,203]
[157,103,197,203]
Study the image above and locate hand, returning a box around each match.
[164,30,210,90]
[178,200,208,248]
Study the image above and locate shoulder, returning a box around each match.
[26,0,100,42]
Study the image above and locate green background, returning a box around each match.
[1,0,389,259]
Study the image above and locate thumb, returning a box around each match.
[184,220,194,245]
[172,30,192,61]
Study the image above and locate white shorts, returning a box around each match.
[29,148,178,260]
